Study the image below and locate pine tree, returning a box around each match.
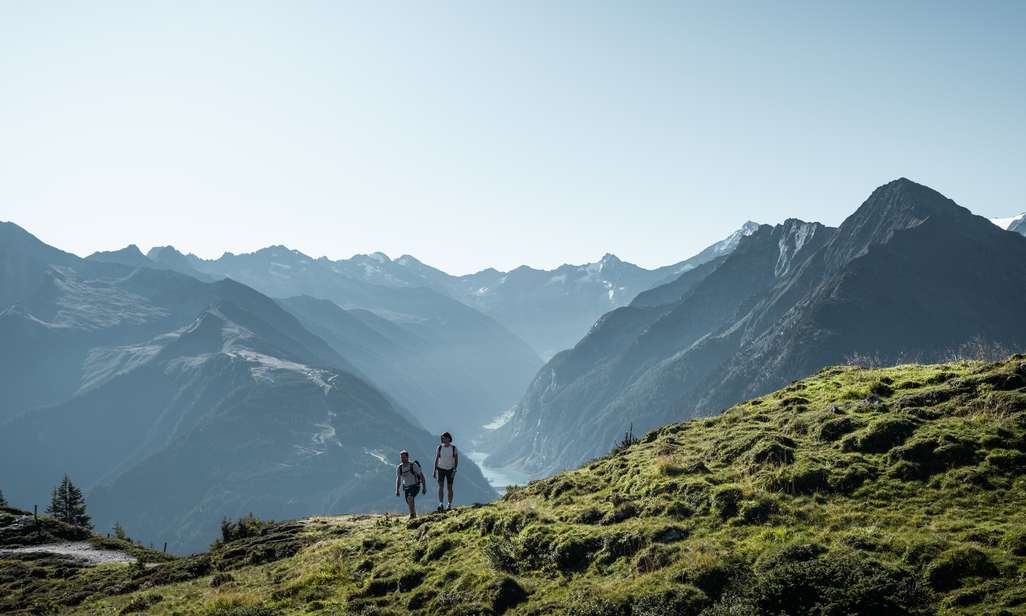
[46,474,92,529]
[113,522,128,541]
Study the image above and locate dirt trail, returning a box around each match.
[0,541,136,565]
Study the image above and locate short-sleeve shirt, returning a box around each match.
[397,461,422,487]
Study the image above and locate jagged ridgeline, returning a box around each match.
[6,357,1024,615]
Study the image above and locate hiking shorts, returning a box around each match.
[436,468,455,487]
[403,484,420,499]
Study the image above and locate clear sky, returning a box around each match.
[2,1,1024,274]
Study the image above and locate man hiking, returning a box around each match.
[395,449,426,519]
[432,431,459,512]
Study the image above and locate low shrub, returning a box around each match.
[817,416,861,442]
[738,496,777,525]
[635,544,675,573]
[488,576,527,615]
[840,417,917,453]
[985,448,1026,471]
[672,557,745,600]
[218,514,273,544]
[710,484,744,519]
[597,530,645,565]
[561,587,626,616]
[601,503,639,525]
[572,507,604,525]
[1002,528,1026,556]
[632,586,709,616]
[209,573,234,588]
[924,546,998,591]
[768,464,830,495]
[119,593,162,614]
[754,542,826,573]
[727,551,923,614]
[550,534,601,572]
[482,537,518,573]
[744,439,795,466]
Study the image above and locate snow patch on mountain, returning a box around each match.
[79,344,163,392]
[990,213,1025,230]
[237,350,334,393]
[775,222,818,277]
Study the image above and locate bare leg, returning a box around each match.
[447,479,454,505]
[406,494,416,518]
[437,478,444,504]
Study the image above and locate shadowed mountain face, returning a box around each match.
[490,179,1026,477]
[0,225,495,553]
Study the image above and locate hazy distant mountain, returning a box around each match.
[393,223,760,358]
[0,224,495,552]
[86,244,154,268]
[490,179,1026,477]
[181,247,543,431]
[145,245,217,280]
[280,295,514,431]
[224,223,759,360]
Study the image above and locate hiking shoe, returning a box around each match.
[436,504,445,513]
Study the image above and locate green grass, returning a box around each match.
[4,357,1026,614]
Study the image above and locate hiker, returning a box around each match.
[433,431,459,512]
[394,450,426,519]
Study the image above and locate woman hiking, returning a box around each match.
[433,431,459,512]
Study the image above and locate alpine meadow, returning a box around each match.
[2,3,1026,615]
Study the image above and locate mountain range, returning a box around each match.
[82,224,761,431]
[4,176,1023,552]
[94,222,760,361]
[0,224,497,552]
[88,244,545,433]
[488,179,1026,477]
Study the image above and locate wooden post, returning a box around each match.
[34,504,39,537]
[163,542,167,553]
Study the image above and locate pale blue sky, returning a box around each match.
[2,1,1024,274]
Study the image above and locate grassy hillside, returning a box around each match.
[0,506,174,614]
[6,357,1026,615]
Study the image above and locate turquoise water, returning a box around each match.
[466,450,533,493]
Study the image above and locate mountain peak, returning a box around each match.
[86,244,152,266]
[147,245,185,260]
[827,178,972,269]
[740,220,761,233]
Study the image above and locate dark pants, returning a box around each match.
[436,468,455,488]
